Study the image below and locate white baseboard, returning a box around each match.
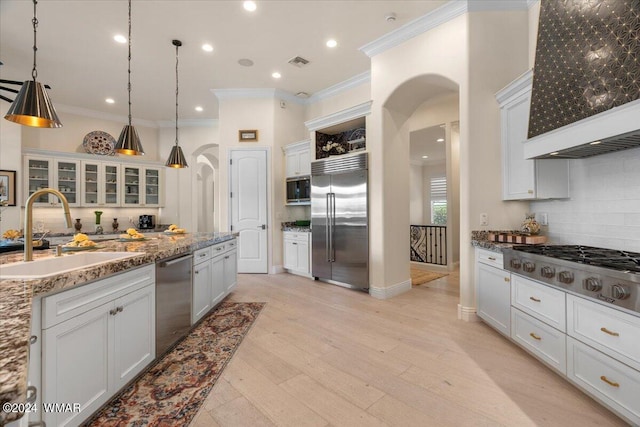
[458,304,479,322]
[369,278,411,300]
[410,261,459,273]
[271,265,285,274]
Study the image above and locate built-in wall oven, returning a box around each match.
[286,176,311,205]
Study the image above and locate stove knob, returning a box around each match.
[558,271,574,284]
[611,284,630,300]
[540,266,555,278]
[510,259,521,269]
[523,262,536,273]
[583,277,602,292]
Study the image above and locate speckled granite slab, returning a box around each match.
[0,231,235,424]
[471,230,520,252]
[281,221,311,232]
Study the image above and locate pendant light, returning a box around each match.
[165,39,188,168]
[115,0,144,156]
[4,0,62,128]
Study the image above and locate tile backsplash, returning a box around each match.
[530,146,640,251]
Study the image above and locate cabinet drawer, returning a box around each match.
[567,294,640,372]
[511,274,566,332]
[476,248,503,269]
[511,308,566,374]
[283,231,309,243]
[211,242,227,255]
[43,265,154,329]
[226,239,237,250]
[567,337,640,425]
[193,246,213,264]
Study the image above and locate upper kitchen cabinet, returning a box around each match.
[496,70,569,200]
[23,155,81,207]
[284,140,311,178]
[122,165,164,207]
[81,161,121,207]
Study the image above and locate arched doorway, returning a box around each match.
[191,144,219,232]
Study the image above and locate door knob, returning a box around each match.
[257,224,266,230]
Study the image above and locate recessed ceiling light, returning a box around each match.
[202,44,214,52]
[114,34,127,44]
[238,58,254,67]
[243,1,257,12]
[436,138,444,142]
[550,152,559,156]
[105,98,115,104]
[422,155,429,159]
[590,140,602,145]
[195,106,203,112]
[326,39,337,48]
[272,72,281,79]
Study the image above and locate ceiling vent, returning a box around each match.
[295,91,310,99]
[288,56,310,68]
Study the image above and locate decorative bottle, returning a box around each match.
[94,211,103,234]
[112,218,119,232]
[74,218,82,232]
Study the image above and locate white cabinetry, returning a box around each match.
[122,165,164,207]
[41,265,155,427]
[191,239,238,325]
[23,156,81,206]
[81,161,121,207]
[284,140,311,178]
[475,249,510,337]
[496,70,569,200]
[283,231,311,277]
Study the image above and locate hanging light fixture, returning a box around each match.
[115,0,144,155]
[4,0,62,128]
[166,39,188,168]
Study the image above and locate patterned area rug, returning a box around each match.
[411,268,448,286]
[83,301,265,427]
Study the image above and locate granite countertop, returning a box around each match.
[0,231,236,424]
[281,221,310,232]
[470,230,517,252]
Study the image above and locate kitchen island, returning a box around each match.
[0,231,235,425]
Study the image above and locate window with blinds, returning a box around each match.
[430,176,447,225]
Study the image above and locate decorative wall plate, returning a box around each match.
[83,131,116,156]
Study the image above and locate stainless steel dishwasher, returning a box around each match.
[156,253,193,355]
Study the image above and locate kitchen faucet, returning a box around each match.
[24,188,73,261]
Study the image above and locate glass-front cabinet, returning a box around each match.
[144,168,160,206]
[122,166,142,206]
[24,157,80,206]
[25,156,52,205]
[55,160,80,206]
[82,161,121,207]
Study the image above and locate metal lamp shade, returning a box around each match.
[116,124,144,155]
[4,80,63,128]
[165,144,188,168]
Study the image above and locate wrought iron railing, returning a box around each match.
[410,225,447,265]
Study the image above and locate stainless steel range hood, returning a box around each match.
[524,0,640,160]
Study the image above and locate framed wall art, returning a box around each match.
[239,130,258,142]
[0,170,17,206]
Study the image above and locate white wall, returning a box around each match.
[305,83,371,123]
[409,162,424,224]
[530,147,640,252]
[0,102,22,233]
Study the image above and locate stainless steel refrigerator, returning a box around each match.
[311,152,368,290]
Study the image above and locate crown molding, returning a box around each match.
[304,101,373,131]
[359,0,529,58]
[56,104,157,128]
[211,88,306,105]
[156,118,219,128]
[527,0,540,8]
[495,69,533,104]
[307,71,371,104]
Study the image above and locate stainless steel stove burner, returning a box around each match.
[503,245,640,315]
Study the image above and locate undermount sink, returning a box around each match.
[0,252,143,280]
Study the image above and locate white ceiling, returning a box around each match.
[0,0,447,123]
[410,124,446,164]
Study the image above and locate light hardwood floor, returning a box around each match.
[191,271,628,427]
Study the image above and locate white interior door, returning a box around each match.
[230,149,268,273]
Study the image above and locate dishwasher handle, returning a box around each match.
[157,254,193,268]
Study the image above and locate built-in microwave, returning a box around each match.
[286,176,311,205]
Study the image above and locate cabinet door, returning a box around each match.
[143,167,161,207]
[296,241,309,273]
[211,255,226,306]
[122,166,141,206]
[43,303,110,427]
[193,261,213,324]
[224,250,238,293]
[54,160,80,206]
[285,152,299,178]
[298,149,311,175]
[103,163,121,206]
[24,156,53,205]
[82,161,101,206]
[283,240,298,270]
[477,262,511,337]
[112,285,155,391]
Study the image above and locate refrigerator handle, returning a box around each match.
[331,192,336,262]
[326,193,331,262]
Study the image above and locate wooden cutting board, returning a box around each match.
[488,233,547,244]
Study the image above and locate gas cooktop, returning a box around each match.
[503,245,640,315]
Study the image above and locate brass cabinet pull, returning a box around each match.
[527,190,534,194]
[600,376,620,388]
[529,296,541,302]
[529,332,542,341]
[488,256,496,261]
[504,277,510,282]
[600,327,620,337]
